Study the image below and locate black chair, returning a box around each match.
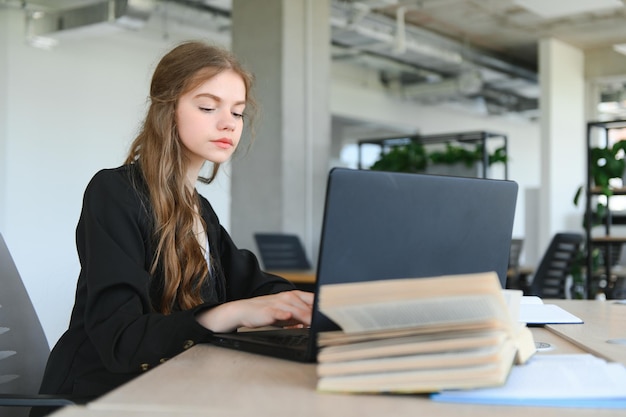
[524,233,583,299]
[253,233,311,271]
[0,233,81,416]
[506,238,524,288]
[594,242,626,299]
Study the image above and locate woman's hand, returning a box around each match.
[196,290,314,333]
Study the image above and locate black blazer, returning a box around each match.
[38,164,294,399]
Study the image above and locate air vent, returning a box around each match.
[24,0,154,38]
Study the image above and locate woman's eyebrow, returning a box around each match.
[195,93,245,106]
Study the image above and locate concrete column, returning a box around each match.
[538,38,586,253]
[230,0,331,264]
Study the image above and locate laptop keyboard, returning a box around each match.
[247,329,310,347]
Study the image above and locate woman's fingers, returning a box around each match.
[293,290,315,306]
[196,290,315,332]
[270,291,313,325]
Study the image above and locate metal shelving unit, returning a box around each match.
[357,130,508,179]
[584,119,626,299]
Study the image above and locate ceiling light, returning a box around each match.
[27,36,59,50]
[614,44,626,56]
[513,0,623,19]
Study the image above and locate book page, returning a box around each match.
[321,294,510,333]
[317,329,508,362]
[318,341,513,377]
[501,289,522,323]
[317,319,507,347]
[317,341,518,393]
[319,272,502,308]
[318,272,511,333]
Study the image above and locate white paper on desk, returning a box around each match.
[432,354,626,408]
[518,297,583,324]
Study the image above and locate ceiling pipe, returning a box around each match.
[393,6,406,54]
[331,2,537,83]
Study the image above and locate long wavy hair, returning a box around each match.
[125,41,256,314]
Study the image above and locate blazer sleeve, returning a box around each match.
[77,169,217,374]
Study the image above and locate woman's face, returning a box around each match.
[176,69,246,170]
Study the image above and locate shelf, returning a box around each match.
[589,187,626,195]
[583,119,626,299]
[590,236,626,243]
[357,130,508,179]
[588,120,626,129]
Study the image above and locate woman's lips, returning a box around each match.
[212,138,233,149]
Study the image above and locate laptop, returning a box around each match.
[211,167,518,362]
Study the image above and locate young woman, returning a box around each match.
[37,41,313,404]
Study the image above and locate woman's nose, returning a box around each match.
[218,113,236,131]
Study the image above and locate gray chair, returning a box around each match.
[525,233,583,299]
[253,233,311,271]
[0,233,78,416]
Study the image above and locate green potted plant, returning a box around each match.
[369,141,428,173]
[574,140,626,226]
[370,141,507,175]
[428,143,482,167]
[572,140,626,298]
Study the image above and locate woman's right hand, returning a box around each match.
[195,290,314,333]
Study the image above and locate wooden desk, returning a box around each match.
[50,407,206,417]
[547,299,626,364]
[268,269,316,284]
[268,269,316,291]
[84,302,623,417]
[275,269,533,286]
[505,266,533,290]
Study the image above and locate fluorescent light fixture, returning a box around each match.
[513,0,623,19]
[27,36,59,50]
[614,44,626,56]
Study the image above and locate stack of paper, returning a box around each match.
[517,296,583,325]
[432,354,626,408]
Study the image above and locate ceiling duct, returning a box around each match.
[20,0,154,41]
[329,1,539,116]
[382,70,483,103]
[481,88,539,117]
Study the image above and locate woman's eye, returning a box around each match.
[232,112,244,119]
[199,107,215,113]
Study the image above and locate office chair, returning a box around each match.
[506,238,524,289]
[594,242,626,299]
[253,233,311,271]
[0,233,80,416]
[524,233,583,299]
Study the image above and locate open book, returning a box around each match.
[316,272,536,394]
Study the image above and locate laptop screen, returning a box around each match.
[310,168,518,340]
